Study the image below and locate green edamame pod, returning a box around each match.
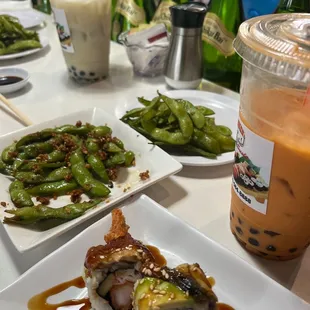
[112,138,124,150]
[55,124,94,135]
[196,105,215,116]
[70,150,110,197]
[184,145,217,159]
[191,129,221,155]
[151,128,190,145]
[208,132,236,152]
[137,97,152,106]
[44,167,71,182]
[104,142,123,153]
[20,161,65,171]
[216,125,233,137]
[45,150,66,163]
[16,131,53,150]
[3,199,101,225]
[121,108,145,120]
[5,40,42,54]
[87,154,109,184]
[104,153,126,168]
[1,143,17,163]
[86,138,100,153]
[12,153,28,171]
[160,95,194,139]
[124,151,135,167]
[27,180,78,196]
[176,99,206,129]
[203,117,217,134]
[24,141,54,158]
[71,162,110,197]
[91,126,112,137]
[14,172,44,184]
[9,180,34,208]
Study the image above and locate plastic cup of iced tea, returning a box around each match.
[231,13,310,260]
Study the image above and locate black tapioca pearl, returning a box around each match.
[71,66,76,71]
[236,226,243,235]
[289,248,297,253]
[259,251,268,256]
[238,217,242,225]
[68,68,72,73]
[249,228,259,235]
[266,245,276,252]
[94,78,99,82]
[73,71,78,77]
[79,71,85,76]
[89,72,95,76]
[231,211,235,218]
[248,238,259,247]
[264,230,280,237]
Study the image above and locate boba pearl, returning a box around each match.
[266,245,276,252]
[248,238,260,247]
[236,226,243,235]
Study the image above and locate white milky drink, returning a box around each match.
[50,0,111,83]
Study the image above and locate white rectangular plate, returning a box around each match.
[0,108,182,252]
[0,194,308,309]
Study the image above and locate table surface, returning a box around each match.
[0,13,309,304]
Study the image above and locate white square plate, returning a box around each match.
[0,194,308,309]
[0,108,182,252]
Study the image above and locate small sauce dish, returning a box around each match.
[0,68,30,94]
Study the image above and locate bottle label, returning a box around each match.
[202,12,235,56]
[232,117,274,215]
[152,1,176,28]
[52,7,74,53]
[115,0,146,26]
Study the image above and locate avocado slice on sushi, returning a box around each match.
[133,277,196,309]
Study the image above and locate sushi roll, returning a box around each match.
[133,262,218,309]
[83,209,218,310]
[83,209,156,310]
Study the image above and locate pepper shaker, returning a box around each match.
[164,2,208,89]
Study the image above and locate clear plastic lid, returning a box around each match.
[234,13,310,84]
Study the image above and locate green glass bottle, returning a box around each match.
[201,0,242,92]
[144,0,157,23]
[111,0,147,42]
[32,0,52,14]
[276,0,309,12]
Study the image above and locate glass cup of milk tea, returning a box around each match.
[50,0,111,83]
[230,13,310,261]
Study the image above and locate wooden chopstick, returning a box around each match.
[0,93,33,126]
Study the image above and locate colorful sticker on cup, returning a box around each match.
[232,117,274,214]
[52,7,74,53]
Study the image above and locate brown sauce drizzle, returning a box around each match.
[27,276,90,310]
[217,303,235,310]
[146,245,167,266]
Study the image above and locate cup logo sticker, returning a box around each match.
[232,117,274,214]
[52,7,74,53]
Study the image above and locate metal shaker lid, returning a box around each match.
[170,2,208,29]
[234,13,310,83]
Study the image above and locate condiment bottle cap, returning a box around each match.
[170,2,208,29]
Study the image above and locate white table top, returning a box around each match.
[0,15,309,304]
